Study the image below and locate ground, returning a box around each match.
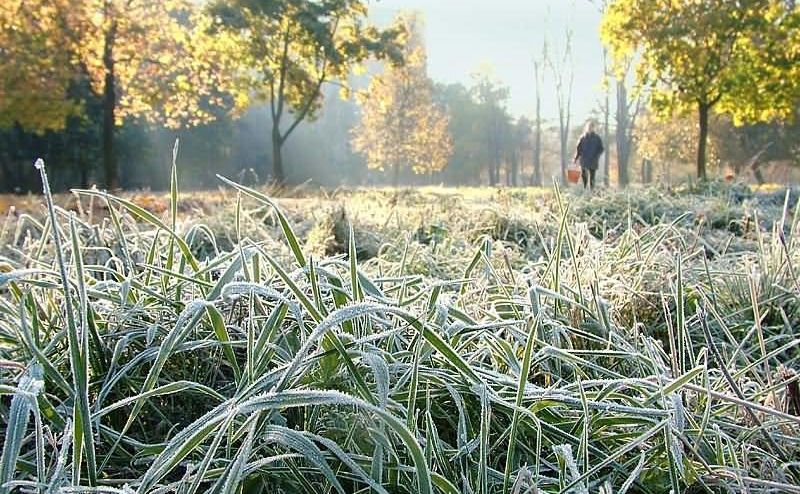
[0,180,798,493]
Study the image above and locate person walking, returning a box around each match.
[573,120,604,190]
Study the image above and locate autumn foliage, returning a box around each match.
[351,14,452,186]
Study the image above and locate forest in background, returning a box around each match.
[1,0,800,192]
[3,2,800,493]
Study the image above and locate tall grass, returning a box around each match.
[1,160,799,493]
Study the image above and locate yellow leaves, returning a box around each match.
[175,74,192,92]
[0,0,82,130]
[603,0,800,129]
[0,0,234,132]
[89,10,104,29]
[351,14,452,178]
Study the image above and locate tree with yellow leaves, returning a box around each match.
[208,0,404,185]
[0,0,228,188]
[0,2,81,132]
[602,0,800,181]
[351,14,452,188]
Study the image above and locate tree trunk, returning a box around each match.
[271,126,285,184]
[747,142,772,185]
[0,157,11,193]
[102,23,118,190]
[510,149,519,186]
[0,130,10,193]
[696,103,710,181]
[488,147,495,186]
[488,114,498,186]
[493,146,500,185]
[559,125,568,184]
[78,137,88,188]
[752,162,765,185]
[533,62,542,187]
[641,159,653,184]
[532,123,542,186]
[603,89,610,187]
[615,81,630,188]
[393,162,400,188]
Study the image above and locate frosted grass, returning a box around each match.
[0,162,798,493]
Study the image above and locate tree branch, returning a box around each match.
[281,64,327,143]
[274,21,292,122]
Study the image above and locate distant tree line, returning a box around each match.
[0,0,541,192]
[0,0,404,191]
[2,0,800,192]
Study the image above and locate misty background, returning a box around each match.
[0,1,614,191]
[371,0,603,120]
[1,0,797,192]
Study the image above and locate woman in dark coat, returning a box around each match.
[573,120,604,190]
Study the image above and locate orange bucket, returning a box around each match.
[567,168,581,184]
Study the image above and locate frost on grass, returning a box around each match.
[1,181,798,493]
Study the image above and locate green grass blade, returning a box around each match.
[216,174,307,267]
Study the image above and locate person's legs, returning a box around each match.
[581,167,588,189]
[589,168,596,190]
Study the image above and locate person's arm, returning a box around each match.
[574,137,583,163]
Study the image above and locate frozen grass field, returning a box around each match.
[1,167,799,493]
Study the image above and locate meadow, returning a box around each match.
[1,163,799,493]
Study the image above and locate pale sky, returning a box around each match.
[370,0,605,125]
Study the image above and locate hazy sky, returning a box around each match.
[370,0,605,125]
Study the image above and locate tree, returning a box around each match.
[351,14,452,187]
[606,105,800,184]
[545,32,574,184]
[602,0,800,180]
[433,82,486,185]
[509,117,532,187]
[471,69,511,186]
[210,0,403,184]
[614,62,643,188]
[532,52,544,186]
[0,0,227,189]
[0,1,82,132]
[601,48,612,187]
[636,111,715,182]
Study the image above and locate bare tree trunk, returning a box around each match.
[489,111,499,185]
[79,140,88,188]
[511,148,519,186]
[0,136,12,192]
[603,49,611,187]
[641,159,653,184]
[267,23,325,187]
[641,159,645,183]
[562,72,573,184]
[532,60,543,186]
[559,124,568,184]
[505,151,511,186]
[0,126,17,192]
[547,30,573,185]
[616,81,630,187]
[603,98,610,187]
[102,20,118,189]
[697,102,710,181]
